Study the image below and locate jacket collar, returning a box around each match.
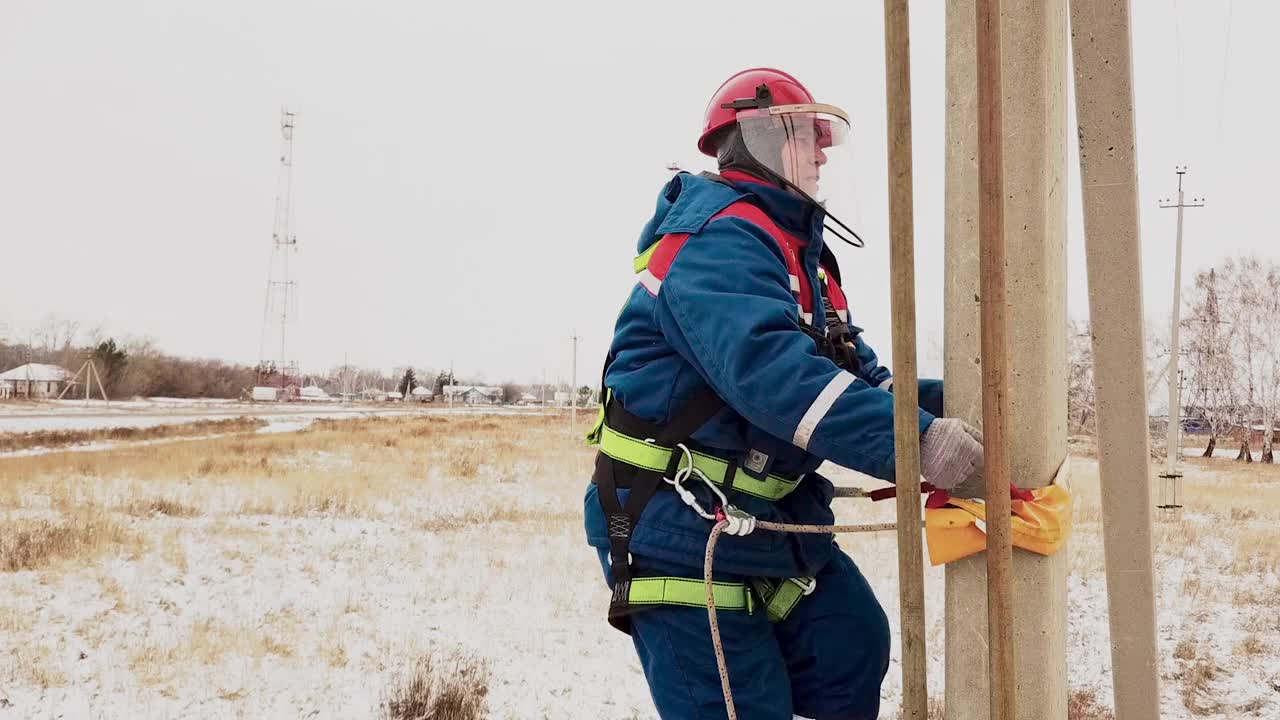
[718,170,825,243]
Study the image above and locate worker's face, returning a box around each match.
[781,126,827,196]
[737,110,846,199]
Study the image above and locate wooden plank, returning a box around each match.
[975,0,1016,718]
[883,0,928,716]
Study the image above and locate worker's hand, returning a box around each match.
[920,418,985,498]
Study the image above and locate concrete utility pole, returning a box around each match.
[1070,0,1162,716]
[944,1,1068,717]
[1158,167,1205,491]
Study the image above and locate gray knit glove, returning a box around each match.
[920,418,985,498]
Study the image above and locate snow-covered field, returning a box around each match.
[1183,444,1269,462]
[0,416,1276,719]
[0,398,547,434]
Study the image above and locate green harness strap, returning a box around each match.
[595,424,801,501]
[624,577,754,612]
[634,241,661,273]
[622,576,812,622]
[750,577,816,623]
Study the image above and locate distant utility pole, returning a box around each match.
[570,333,580,430]
[1158,165,1205,493]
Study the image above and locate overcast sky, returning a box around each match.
[1,1,1276,385]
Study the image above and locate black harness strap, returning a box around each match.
[594,383,725,634]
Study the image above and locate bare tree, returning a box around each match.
[1254,265,1280,462]
[1223,257,1276,463]
[1066,319,1096,434]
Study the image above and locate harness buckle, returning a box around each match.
[789,576,818,596]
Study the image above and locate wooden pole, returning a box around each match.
[93,362,109,403]
[976,0,1015,718]
[883,1,928,716]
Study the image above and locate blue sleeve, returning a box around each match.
[852,332,893,388]
[851,323,945,417]
[653,217,934,481]
[919,378,944,417]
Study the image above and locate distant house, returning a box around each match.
[411,386,434,402]
[0,363,73,399]
[385,390,403,401]
[299,385,330,401]
[443,385,504,406]
[517,393,539,406]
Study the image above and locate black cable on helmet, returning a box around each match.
[715,125,867,249]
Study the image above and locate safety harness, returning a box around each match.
[588,185,876,634]
[590,385,818,633]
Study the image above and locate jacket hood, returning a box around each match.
[635,172,746,254]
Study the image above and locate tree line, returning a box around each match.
[1069,255,1280,463]
[0,336,259,399]
[1,328,594,404]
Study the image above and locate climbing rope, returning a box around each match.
[653,446,914,718]
[702,514,900,720]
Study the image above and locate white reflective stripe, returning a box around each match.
[836,308,848,322]
[802,312,814,325]
[796,304,805,318]
[878,377,893,390]
[788,274,801,293]
[792,371,857,450]
[638,269,661,295]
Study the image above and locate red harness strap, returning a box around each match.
[866,481,1032,508]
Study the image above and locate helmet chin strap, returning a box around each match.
[775,172,867,250]
[717,129,867,249]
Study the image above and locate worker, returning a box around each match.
[583,68,985,720]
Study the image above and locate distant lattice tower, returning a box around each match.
[257,108,300,396]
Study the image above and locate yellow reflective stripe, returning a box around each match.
[598,425,801,501]
[627,577,753,611]
[633,241,661,274]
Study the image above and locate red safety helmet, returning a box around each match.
[697,68,818,157]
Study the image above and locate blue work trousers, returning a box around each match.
[598,547,890,719]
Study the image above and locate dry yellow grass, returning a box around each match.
[129,616,300,686]
[0,603,31,633]
[1,644,66,689]
[0,507,141,571]
[1068,689,1117,720]
[382,649,490,720]
[0,413,589,521]
[120,496,201,517]
[1180,656,1222,716]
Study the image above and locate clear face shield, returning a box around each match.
[733,103,851,200]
